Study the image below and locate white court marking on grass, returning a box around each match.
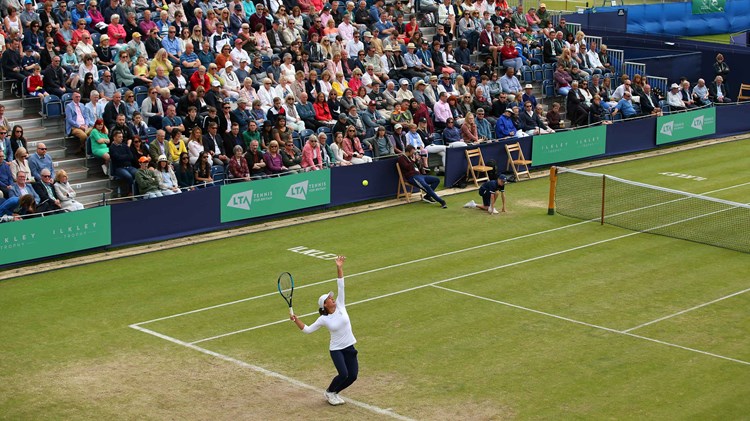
[622,286,750,333]
[133,180,750,328]
[432,285,750,367]
[128,324,415,421]
[189,231,644,344]
[188,189,748,345]
[133,219,592,327]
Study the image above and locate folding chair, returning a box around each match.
[738,83,750,102]
[465,148,494,187]
[396,161,422,203]
[505,142,532,180]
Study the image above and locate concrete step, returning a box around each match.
[78,188,111,206]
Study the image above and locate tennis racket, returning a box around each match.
[277,272,294,315]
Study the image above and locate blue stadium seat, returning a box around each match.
[145,127,157,144]
[542,80,555,98]
[211,165,225,183]
[133,85,148,106]
[543,63,554,81]
[41,95,63,127]
[531,64,543,82]
[521,65,532,83]
[61,92,73,110]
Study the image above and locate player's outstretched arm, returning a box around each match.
[336,255,346,278]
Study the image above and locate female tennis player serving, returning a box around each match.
[290,255,358,406]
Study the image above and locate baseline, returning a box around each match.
[431,285,750,367]
[128,324,415,421]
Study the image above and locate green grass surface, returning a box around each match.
[681,33,734,45]
[2,139,749,420]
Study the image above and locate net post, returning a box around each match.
[548,166,558,215]
[601,174,606,225]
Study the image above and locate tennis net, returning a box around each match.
[551,167,750,254]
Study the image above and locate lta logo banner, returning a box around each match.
[656,108,716,145]
[220,170,331,222]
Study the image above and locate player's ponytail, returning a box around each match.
[319,307,327,316]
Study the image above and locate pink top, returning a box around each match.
[301,142,322,169]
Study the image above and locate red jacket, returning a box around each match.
[190,72,210,91]
[500,44,519,61]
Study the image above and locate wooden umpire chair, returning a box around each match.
[396,161,423,202]
[465,148,494,187]
[738,83,750,102]
[505,142,532,180]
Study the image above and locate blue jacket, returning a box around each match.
[0,161,12,189]
[10,183,40,204]
[495,115,516,138]
[476,118,493,140]
[65,101,95,136]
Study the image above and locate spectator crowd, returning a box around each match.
[0,0,740,218]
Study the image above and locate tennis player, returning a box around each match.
[463,174,507,214]
[290,256,358,406]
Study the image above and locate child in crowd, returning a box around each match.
[61,44,80,73]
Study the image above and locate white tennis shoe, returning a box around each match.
[464,200,477,208]
[333,393,345,405]
[324,390,339,405]
[489,207,499,214]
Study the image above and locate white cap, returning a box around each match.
[318,291,333,309]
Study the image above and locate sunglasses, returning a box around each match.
[38,147,47,150]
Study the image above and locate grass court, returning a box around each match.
[1,138,749,420]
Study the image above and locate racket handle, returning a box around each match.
[289,306,294,316]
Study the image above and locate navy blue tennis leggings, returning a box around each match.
[327,345,359,393]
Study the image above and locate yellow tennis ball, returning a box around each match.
[362,180,369,186]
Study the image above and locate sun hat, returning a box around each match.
[138,156,150,163]
[157,154,168,162]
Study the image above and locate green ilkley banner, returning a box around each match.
[656,107,716,145]
[531,126,607,166]
[0,206,111,266]
[692,0,725,14]
[221,170,331,223]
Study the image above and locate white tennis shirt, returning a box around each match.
[302,277,357,351]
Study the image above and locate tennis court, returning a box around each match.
[2,139,749,420]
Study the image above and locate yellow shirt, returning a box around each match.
[167,139,187,163]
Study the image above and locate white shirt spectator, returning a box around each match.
[230,47,250,68]
[346,40,365,59]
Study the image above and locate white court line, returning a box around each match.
[622,286,750,333]
[133,180,750,328]
[431,285,750,367]
[128,324,415,421]
[190,231,643,344]
[190,195,746,345]
[134,220,591,326]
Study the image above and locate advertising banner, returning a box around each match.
[656,107,716,145]
[0,206,111,266]
[692,0,725,14]
[531,126,607,166]
[220,170,331,223]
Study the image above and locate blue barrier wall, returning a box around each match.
[597,0,750,36]
[330,157,400,205]
[444,138,533,188]
[563,11,628,33]
[4,103,749,267]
